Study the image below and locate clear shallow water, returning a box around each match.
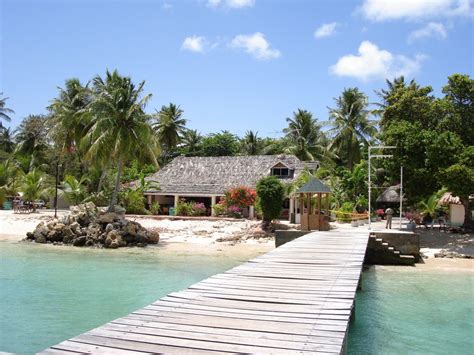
[1,242,473,355]
[0,241,244,354]
[348,266,474,354]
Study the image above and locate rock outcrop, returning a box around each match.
[25,202,159,248]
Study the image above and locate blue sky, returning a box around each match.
[1,0,473,137]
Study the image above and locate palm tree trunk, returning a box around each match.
[347,131,353,171]
[97,168,107,193]
[109,158,122,212]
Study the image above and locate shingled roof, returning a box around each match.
[144,155,319,195]
[296,177,331,193]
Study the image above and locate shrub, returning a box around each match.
[191,202,206,216]
[150,202,160,215]
[224,186,256,208]
[119,189,148,214]
[336,202,354,223]
[212,202,227,216]
[256,176,284,224]
[226,205,242,218]
[175,199,193,216]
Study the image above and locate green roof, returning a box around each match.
[296,177,331,193]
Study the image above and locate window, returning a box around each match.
[272,167,290,177]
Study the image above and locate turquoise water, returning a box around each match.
[1,242,473,354]
[348,266,474,354]
[0,241,245,354]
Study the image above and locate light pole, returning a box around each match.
[368,146,396,230]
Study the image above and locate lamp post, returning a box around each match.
[368,146,396,230]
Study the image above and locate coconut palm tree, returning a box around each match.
[0,127,15,153]
[15,115,50,171]
[21,169,50,212]
[85,69,158,212]
[181,129,202,156]
[60,174,89,205]
[283,109,326,161]
[327,88,376,171]
[48,78,91,153]
[241,130,262,155]
[153,103,187,153]
[0,93,14,127]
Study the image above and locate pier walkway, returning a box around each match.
[41,230,370,354]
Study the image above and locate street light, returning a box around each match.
[368,146,396,230]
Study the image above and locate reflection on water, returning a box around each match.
[348,266,474,354]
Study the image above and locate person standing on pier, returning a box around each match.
[385,207,394,229]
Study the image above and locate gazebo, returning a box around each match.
[296,178,331,231]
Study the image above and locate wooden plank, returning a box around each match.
[41,231,369,354]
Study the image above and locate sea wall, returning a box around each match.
[275,230,310,247]
[371,231,420,259]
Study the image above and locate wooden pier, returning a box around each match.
[41,230,370,354]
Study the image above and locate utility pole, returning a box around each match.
[368,146,396,230]
[54,160,59,219]
[399,165,403,230]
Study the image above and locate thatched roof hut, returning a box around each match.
[438,192,461,205]
[143,155,319,195]
[376,185,405,204]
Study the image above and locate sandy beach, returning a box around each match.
[1,210,473,270]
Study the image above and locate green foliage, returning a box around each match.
[283,109,326,161]
[175,199,206,216]
[60,174,89,205]
[442,164,474,201]
[212,203,227,217]
[327,88,376,171]
[153,103,187,153]
[122,160,156,183]
[418,194,439,216]
[201,131,239,156]
[119,189,148,215]
[240,130,263,155]
[256,176,284,223]
[336,201,354,223]
[0,93,14,124]
[21,169,51,210]
[179,129,202,157]
[150,202,160,215]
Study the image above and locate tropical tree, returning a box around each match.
[85,69,158,211]
[327,88,376,171]
[14,115,50,171]
[180,129,202,156]
[48,78,91,153]
[21,169,50,211]
[0,127,15,153]
[60,174,89,205]
[241,130,263,155]
[283,109,326,161]
[153,103,187,153]
[256,176,285,229]
[0,93,14,127]
[201,131,239,156]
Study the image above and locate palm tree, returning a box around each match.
[0,127,15,153]
[153,103,187,153]
[21,169,50,212]
[181,129,202,156]
[327,88,376,171]
[48,78,91,153]
[283,109,326,161]
[241,130,262,155]
[14,115,50,171]
[85,69,158,212]
[60,174,89,205]
[0,93,14,127]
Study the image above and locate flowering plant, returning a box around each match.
[224,186,256,208]
[376,209,385,216]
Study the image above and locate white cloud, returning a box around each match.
[314,22,339,38]
[408,22,448,42]
[207,0,254,8]
[181,36,207,53]
[207,0,221,7]
[360,0,472,21]
[162,2,172,10]
[330,41,425,81]
[230,32,281,60]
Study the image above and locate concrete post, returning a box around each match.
[174,195,179,208]
[211,196,217,216]
[147,195,152,205]
[289,197,294,222]
[249,205,255,219]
